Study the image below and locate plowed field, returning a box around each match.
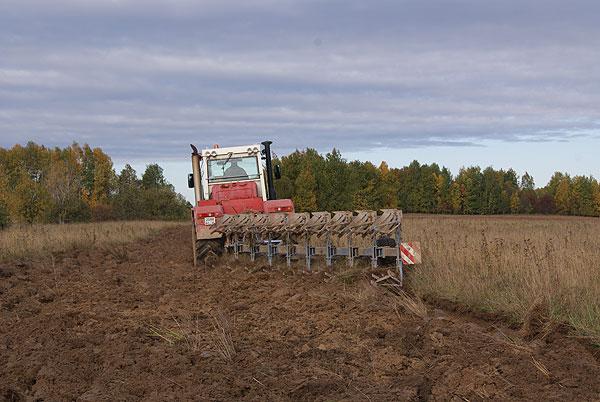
[1,227,599,401]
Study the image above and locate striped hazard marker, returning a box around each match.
[400,242,421,265]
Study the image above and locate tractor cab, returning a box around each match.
[194,144,268,202]
[189,141,293,247]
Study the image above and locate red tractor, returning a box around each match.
[189,141,294,265]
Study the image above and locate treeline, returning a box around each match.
[0,142,190,228]
[275,149,600,216]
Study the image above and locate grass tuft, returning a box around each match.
[394,291,428,319]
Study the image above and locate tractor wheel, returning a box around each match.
[195,239,224,266]
[376,236,397,247]
[376,236,397,266]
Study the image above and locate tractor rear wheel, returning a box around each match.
[376,236,397,247]
[194,239,224,266]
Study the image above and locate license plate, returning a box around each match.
[204,217,216,225]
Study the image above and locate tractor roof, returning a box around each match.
[201,144,261,158]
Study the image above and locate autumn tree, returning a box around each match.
[15,175,49,223]
[592,180,600,216]
[0,165,9,229]
[293,163,318,212]
[553,175,572,214]
[46,148,82,223]
[347,161,381,210]
[570,176,595,216]
[433,167,452,213]
[518,172,536,213]
[378,161,398,209]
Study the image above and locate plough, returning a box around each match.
[211,209,420,284]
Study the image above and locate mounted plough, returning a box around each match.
[211,209,421,284]
[187,141,421,284]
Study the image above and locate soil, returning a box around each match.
[1,227,600,401]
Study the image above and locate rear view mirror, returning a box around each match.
[274,165,282,180]
[188,173,194,188]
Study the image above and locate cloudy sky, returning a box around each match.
[1,0,599,198]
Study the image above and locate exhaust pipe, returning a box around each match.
[190,144,203,204]
[261,140,277,200]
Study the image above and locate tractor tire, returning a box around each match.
[376,236,397,247]
[376,236,397,266]
[195,239,224,266]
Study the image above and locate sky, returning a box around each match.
[1,0,599,201]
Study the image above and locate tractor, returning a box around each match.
[189,140,420,279]
[189,141,293,265]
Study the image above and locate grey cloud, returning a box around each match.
[1,0,600,158]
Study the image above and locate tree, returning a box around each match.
[510,191,521,214]
[318,149,351,210]
[450,182,463,213]
[482,167,503,214]
[139,164,189,220]
[15,176,49,223]
[113,165,143,220]
[0,165,10,228]
[378,161,398,209]
[352,179,377,210]
[521,172,535,190]
[433,168,452,213]
[46,151,81,223]
[455,167,483,214]
[293,163,318,212]
[519,172,536,214]
[91,148,115,205]
[534,190,555,214]
[593,180,600,216]
[554,176,572,214]
[274,175,294,200]
[142,164,167,189]
[570,176,595,216]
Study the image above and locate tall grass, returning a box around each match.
[0,221,185,261]
[404,215,600,342]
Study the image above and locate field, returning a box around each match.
[404,215,600,343]
[0,221,185,262]
[1,216,600,401]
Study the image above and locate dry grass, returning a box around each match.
[208,308,236,361]
[146,309,235,362]
[404,214,600,342]
[0,221,185,261]
[394,291,428,319]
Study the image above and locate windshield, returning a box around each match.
[207,155,260,181]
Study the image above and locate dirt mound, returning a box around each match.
[1,227,600,401]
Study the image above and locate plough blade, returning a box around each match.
[211,209,418,284]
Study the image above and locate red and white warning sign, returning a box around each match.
[400,242,421,265]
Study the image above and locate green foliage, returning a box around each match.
[0,143,190,223]
[139,164,189,220]
[113,164,144,220]
[293,163,318,212]
[275,148,600,217]
[3,142,598,222]
[141,164,167,189]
